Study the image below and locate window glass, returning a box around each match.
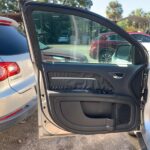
[32,11,134,64]
[131,34,150,43]
[108,34,125,41]
[0,25,28,55]
[130,34,142,42]
[142,35,150,42]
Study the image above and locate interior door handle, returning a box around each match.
[111,72,124,79]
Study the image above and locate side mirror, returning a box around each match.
[100,36,107,41]
[112,45,132,64]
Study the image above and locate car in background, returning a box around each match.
[0,17,37,131]
[89,32,127,62]
[58,33,69,43]
[89,32,150,62]
[142,43,150,54]
[41,48,88,63]
[130,32,150,43]
[129,32,150,53]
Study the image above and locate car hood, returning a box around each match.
[42,48,88,62]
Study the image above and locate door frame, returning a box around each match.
[20,1,149,136]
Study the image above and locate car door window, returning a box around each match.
[131,34,150,43]
[108,34,125,41]
[143,35,150,42]
[131,34,143,41]
[32,11,133,64]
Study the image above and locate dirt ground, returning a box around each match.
[0,111,141,150]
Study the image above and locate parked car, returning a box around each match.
[129,32,150,53]
[58,33,69,43]
[89,32,128,62]
[0,17,37,131]
[21,1,150,149]
[130,32,150,43]
[89,32,150,62]
[41,48,88,63]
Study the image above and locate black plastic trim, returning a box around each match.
[48,93,139,134]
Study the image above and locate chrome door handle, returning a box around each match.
[112,72,124,79]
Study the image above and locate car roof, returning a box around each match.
[101,31,150,37]
[100,32,115,36]
[128,32,150,37]
[0,16,19,27]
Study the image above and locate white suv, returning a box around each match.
[0,17,37,131]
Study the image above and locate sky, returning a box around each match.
[91,0,150,18]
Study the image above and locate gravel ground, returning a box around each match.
[0,112,140,150]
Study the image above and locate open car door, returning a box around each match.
[20,1,149,138]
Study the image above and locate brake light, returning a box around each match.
[0,62,20,81]
[0,20,12,26]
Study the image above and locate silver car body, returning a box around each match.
[0,17,37,131]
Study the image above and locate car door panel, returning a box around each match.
[44,63,145,98]
[20,1,148,137]
[41,63,144,134]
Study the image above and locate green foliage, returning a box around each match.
[130,9,145,17]
[128,9,150,32]
[61,0,93,9]
[117,19,128,30]
[117,20,138,32]
[144,12,150,19]
[36,0,93,9]
[0,0,93,13]
[0,0,19,13]
[106,0,123,22]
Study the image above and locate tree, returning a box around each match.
[0,0,19,13]
[0,0,93,13]
[130,8,145,17]
[37,0,93,9]
[128,9,150,32]
[117,19,128,30]
[61,0,93,9]
[117,19,138,32]
[106,0,123,22]
[145,12,150,19]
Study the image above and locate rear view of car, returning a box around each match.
[0,17,37,131]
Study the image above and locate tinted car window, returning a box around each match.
[130,34,142,41]
[0,25,28,55]
[131,34,150,42]
[32,11,134,65]
[109,34,125,41]
[143,35,150,42]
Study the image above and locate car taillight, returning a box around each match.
[0,20,12,26]
[0,62,20,81]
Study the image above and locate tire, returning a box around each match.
[99,48,115,63]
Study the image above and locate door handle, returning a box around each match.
[111,72,124,79]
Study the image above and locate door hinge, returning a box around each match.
[141,72,148,106]
[140,71,148,127]
[136,132,147,150]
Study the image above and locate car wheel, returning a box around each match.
[99,48,115,63]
